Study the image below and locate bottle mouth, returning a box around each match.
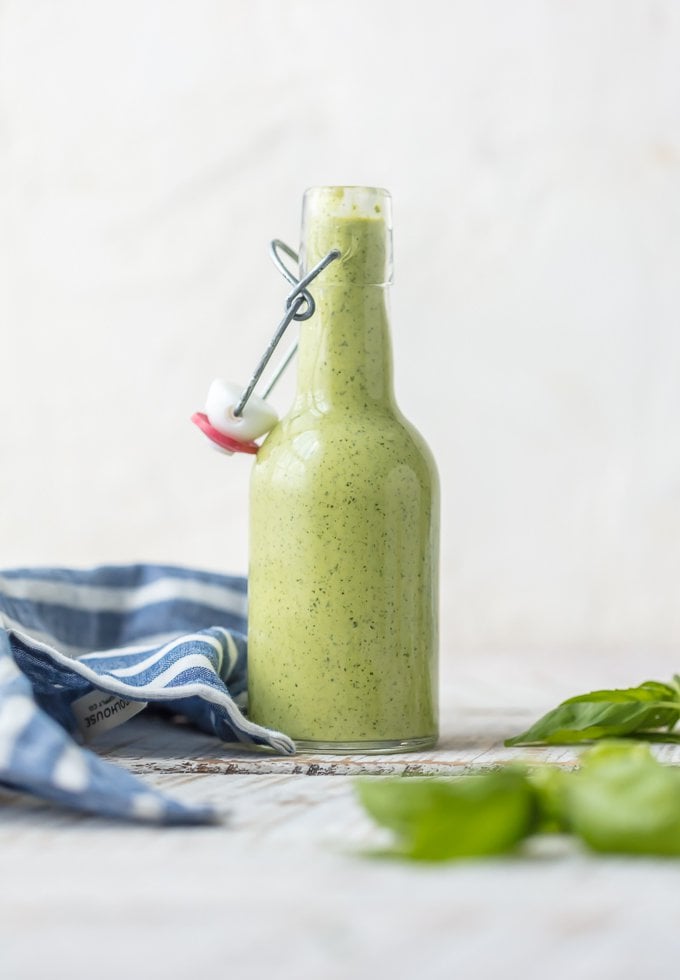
[303,186,391,215]
[300,186,393,286]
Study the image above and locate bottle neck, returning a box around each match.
[295,283,396,413]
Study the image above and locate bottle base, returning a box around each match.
[293,735,437,756]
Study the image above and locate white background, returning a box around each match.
[1,0,679,657]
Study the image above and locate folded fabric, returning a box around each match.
[0,564,294,825]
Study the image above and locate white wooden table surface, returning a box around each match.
[3,650,680,980]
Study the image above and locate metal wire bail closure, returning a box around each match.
[191,241,340,455]
[232,242,340,418]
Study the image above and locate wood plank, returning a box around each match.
[91,650,680,775]
[92,706,584,775]
[4,651,680,980]
[3,769,680,980]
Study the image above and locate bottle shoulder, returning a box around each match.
[252,406,439,494]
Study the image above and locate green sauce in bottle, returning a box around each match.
[248,186,439,753]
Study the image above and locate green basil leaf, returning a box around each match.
[565,681,678,704]
[577,739,653,766]
[626,731,680,744]
[565,741,680,856]
[355,770,536,861]
[505,684,680,746]
[526,766,570,833]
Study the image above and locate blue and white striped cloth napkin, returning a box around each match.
[0,564,294,825]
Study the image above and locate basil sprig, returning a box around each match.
[356,770,536,861]
[356,741,680,861]
[563,741,680,856]
[505,678,680,747]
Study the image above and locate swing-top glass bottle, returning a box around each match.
[248,186,439,753]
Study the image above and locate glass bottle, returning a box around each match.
[248,186,439,753]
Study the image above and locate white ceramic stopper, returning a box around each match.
[205,379,278,442]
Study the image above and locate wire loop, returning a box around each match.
[233,242,340,417]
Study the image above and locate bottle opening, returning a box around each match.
[300,186,394,286]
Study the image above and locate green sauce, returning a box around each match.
[248,188,439,751]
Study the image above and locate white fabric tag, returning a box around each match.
[71,689,148,739]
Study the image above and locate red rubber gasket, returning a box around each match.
[191,412,259,455]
